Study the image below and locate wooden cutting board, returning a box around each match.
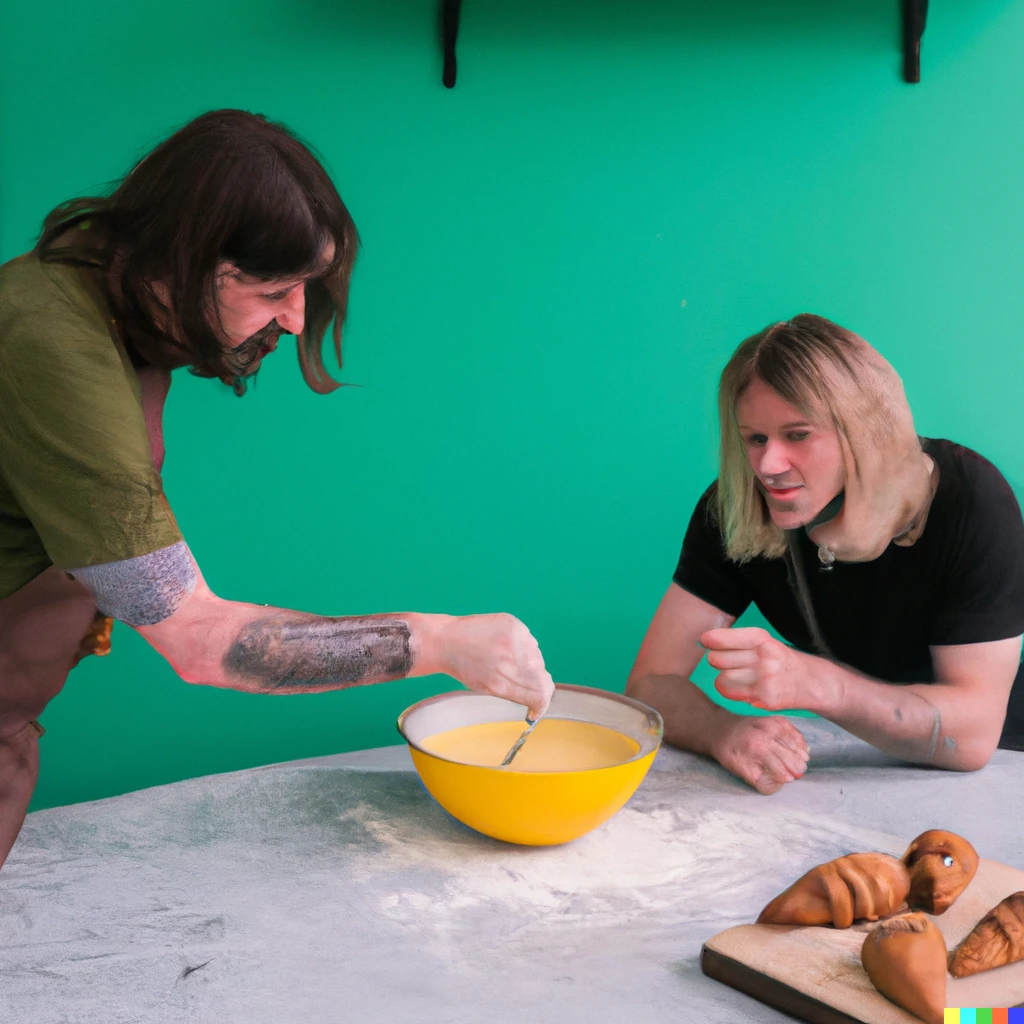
[701,859,1024,1023]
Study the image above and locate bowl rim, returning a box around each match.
[395,683,665,772]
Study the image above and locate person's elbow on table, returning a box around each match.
[949,742,996,774]
[920,638,1023,774]
[929,703,1004,775]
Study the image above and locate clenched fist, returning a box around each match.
[701,626,815,711]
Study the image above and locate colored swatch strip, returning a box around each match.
[944,1009,1024,1023]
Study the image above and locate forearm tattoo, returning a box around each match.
[222,614,413,692]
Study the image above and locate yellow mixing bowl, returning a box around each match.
[397,684,663,846]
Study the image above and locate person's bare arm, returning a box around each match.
[626,583,810,794]
[703,627,1022,771]
[69,542,554,718]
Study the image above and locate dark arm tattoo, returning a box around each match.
[222,614,413,693]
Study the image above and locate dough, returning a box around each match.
[949,891,1024,978]
[757,852,910,928]
[902,829,979,914]
[861,912,947,1024]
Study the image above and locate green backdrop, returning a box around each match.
[2,0,1022,811]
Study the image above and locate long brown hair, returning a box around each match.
[35,109,359,395]
[716,314,932,563]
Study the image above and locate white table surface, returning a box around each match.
[3,719,1022,1024]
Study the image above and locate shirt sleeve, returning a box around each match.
[0,276,182,572]
[672,483,753,618]
[928,453,1024,646]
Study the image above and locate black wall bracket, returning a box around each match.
[441,0,462,89]
[903,0,929,83]
[439,1,930,89]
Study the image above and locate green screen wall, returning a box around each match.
[2,0,1022,811]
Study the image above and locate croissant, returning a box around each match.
[949,891,1024,978]
[902,829,979,914]
[861,912,947,1024]
[757,852,911,928]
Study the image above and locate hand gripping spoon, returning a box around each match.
[501,715,539,767]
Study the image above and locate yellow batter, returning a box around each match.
[419,718,640,771]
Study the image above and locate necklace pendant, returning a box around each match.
[817,545,836,571]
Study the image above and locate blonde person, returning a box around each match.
[627,315,1024,794]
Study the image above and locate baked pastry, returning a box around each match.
[949,891,1024,978]
[902,829,979,914]
[861,912,947,1024]
[757,852,911,928]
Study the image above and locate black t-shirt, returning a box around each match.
[673,439,1024,747]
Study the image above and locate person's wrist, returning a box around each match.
[703,704,743,761]
[796,651,840,716]
[406,612,457,677]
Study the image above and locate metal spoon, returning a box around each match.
[500,715,539,767]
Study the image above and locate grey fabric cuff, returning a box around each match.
[68,541,197,626]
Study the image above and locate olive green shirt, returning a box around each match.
[0,254,181,599]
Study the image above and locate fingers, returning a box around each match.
[465,613,553,719]
[526,670,555,721]
[507,621,553,719]
[479,674,551,720]
[716,716,810,796]
[704,648,757,671]
[773,735,810,780]
[731,749,793,795]
[748,744,805,793]
[755,718,810,768]
[750,766,787,795]
[486,662,551,713]
[713,671,762,702]
[700,627,770,651]
[766,729,810,783]
[772,719,811,761]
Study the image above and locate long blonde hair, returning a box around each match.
[716,314,932,563]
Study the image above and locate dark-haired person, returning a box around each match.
[0,109,554,869]
[626,315,1024,795]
